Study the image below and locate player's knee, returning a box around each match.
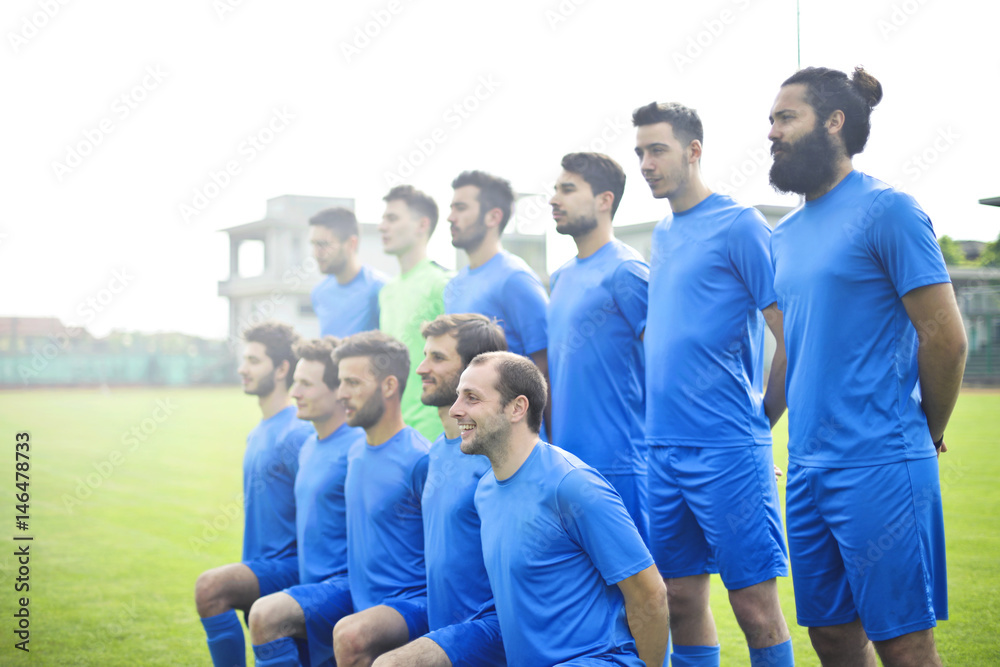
[333,615,367,661]
[665,579,704,619]
[194,569,224,615]
[809,625,857,658]
[247,596,281,643]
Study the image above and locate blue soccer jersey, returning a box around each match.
[294,423,366,584]
[475,442,652,667]
[345,426,430,611]
[645,194,777,448]
[547,239,649,474]
[242,406,312,562]
[770,171,951,468]
[422,433,495,630]
[311,264,388,338]
[444,250,549,357]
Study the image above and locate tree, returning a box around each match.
[937,235,967,266]
[978,231,1000,268]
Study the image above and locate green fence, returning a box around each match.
[0,352,237,387]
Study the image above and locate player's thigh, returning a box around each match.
[647,446,714,579]
[287,578,354,665]
[335,602,417,657]
[424,614,506,667]
[373,637,451,667]
[195,561,260,613]
[785,464,858,628]
[245,556,299,597]
[674,445,788,589]
[821,459,944,642]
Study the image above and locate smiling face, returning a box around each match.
[549,170,599,238]
[635,121,692,200]
[238,341,277,397]
[379,199,426,257]
[336,355,386,429]
[448,185,489,252]
[416,333,464,408]
[450,361,511,458]
[289,358,340,423]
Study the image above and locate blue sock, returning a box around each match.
[749,639,794,667]
[252,637,301,666]
[671,643,721,667]
[201,610,246,667]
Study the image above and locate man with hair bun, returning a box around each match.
[768,66,967,666]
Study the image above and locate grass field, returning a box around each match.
[0,387,996,666]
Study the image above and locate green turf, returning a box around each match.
[0,387,996,665]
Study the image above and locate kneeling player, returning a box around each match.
[454,352,668,667]
[367,313,508,666]
[247,337,366,666]
[332,332,432,667]
[195,322,312,667]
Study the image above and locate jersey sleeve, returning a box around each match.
[728,208,778,311]
[610,260,649,339]
[501,270,550,355]
[864,189,951,298]
[410,452,430,504]
[556,468,653,585]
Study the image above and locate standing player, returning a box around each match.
[767,67,966,666]
[195,321,312,667]
[633,102,793,666]
[331,331,432,667]
[372,313,508,666]
[546,152,650,541]
[444,171,549,367]
[247,337,366,667]
[378,185,451,441]
[453,352,668,666]
[309,207,388,337]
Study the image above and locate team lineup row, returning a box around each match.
[195,64,967,667]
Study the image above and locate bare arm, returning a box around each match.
[529,348,553,440]
[762,303,787,429]
[901,283,967,450]
[617,564,668,667]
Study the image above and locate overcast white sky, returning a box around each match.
[3,0,998,339]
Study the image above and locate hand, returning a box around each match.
[773,464,783,479]
[935,436,947,458]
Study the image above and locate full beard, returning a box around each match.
[769,124,840,196]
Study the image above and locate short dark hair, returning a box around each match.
[308,207,358,240]
[421,313,507,367]
[469,351,547,433]
[243,321,300,389]
[331,330,410,396]
[560,152,627,219]
[383,185,439,236]
[631,101,704,148]
[293,336,340,390]
[781,66,883,156]
[451,171,516,234]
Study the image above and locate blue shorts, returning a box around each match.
[245,556,299,597]
[602,471,649,547]
[286,576,354,667]
[648,445,788,589]
[786,458,947,641]
[382,596,430,641]
[555,648,644,666]
[424,610,506,666]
